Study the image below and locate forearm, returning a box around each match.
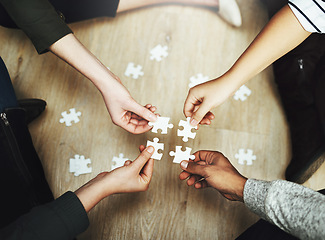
[224,5,310,88]
[244,179,325,239]
[74,172,114,212]
[49,33,119,93]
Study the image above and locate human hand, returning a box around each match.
[179,151,247,201]
[100,74,158,134]
[75,146,154,212]
[184,76,239,126]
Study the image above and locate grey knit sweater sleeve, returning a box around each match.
[243,179,325,239]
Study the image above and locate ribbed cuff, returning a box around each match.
[243,179,271,220]
[49,191,89,238]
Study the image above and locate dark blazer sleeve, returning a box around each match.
[0,191,89,240]
[0,0,73,54]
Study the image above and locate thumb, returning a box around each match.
[180,161,206,177]
[190,102,211,126]
[133,146,154,171]
[129,101,157,122]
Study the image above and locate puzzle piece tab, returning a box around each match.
[233,85,251,101]
[148,116,174,134]
[111,153,129,170]
[146,137,164,160]
[125,62,144,79]
[235,149,256,165]
[69,155,92,176]
[59,108,82,127]
[169,146,195,164]
[189,73,209,88]
[177,117,198,142]
[150,44,168,62]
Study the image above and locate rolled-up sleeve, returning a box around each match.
[0,0,73,54]
[288,0,325,33]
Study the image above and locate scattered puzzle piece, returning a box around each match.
[150,44,168,62]
[111,153,129,170]
[125,62,144,79]
[146,137,164,160]
[233,85,252,101]
[169,146,195,164]
[189,73,209,88]
[148,116,174,134]
[235,149,256,165]
[177,117,197,142]
[59,108,82,127]
[69,155,92,176]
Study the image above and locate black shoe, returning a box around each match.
[18,99,47,124]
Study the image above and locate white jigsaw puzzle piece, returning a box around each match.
[169,146,195,164]
[177,117,198,142]
[235,148,256,165]
[189,73,209,88]
[124,62,144,79]
[150,44,168,62]
[111,153,129,170]
[59,108,81,127]
[69,155,92,176]
[148,116,174,134]
[146,137,164,160]
[233,85,252,101]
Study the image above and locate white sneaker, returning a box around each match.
[218,0,242,27]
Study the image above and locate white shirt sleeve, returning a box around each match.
[288,0,325,33]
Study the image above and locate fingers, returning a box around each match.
[133,146,154,171]
[139,145,146,152]
[190,102,212,126]
[180,160,206,177]
[129,101,157,122]
[124,160,132,166]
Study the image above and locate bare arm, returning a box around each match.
[227,5,310,86]
[49,34,157,134]
[184,5,311,126]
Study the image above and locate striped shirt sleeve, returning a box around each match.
[288,0,325,33]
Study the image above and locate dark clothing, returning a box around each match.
[0,192,89,240]
[0,0,120,54]
[0,58,18,112]
[0,57,89,239]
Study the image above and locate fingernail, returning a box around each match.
[149,113,157,122]
[181,161,188,169]
[147,146,154,153]
[190,118,198,126]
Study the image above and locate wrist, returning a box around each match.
[235,176,247,202]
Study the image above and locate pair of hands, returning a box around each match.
[75,146,247,213]
[106,72,234,133]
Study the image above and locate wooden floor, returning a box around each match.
[1,0,325,239]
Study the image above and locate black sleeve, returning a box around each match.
[0,0,73,54]
[0,191,89,240]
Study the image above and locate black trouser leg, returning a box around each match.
[0,59,54,228]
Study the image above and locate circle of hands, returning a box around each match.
[78,74,247,209]
[76,72,247,209]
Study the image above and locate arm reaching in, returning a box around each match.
[49,34,157,134]
[179,150,325,239]
[75,145,155,212]
[184,5,311,126]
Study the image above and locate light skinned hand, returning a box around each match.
[179,150,247,202]
[184,75,240,126]
[75,145,155,212]
[100,74,158,134]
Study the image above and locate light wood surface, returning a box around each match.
[1,0,324,239]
